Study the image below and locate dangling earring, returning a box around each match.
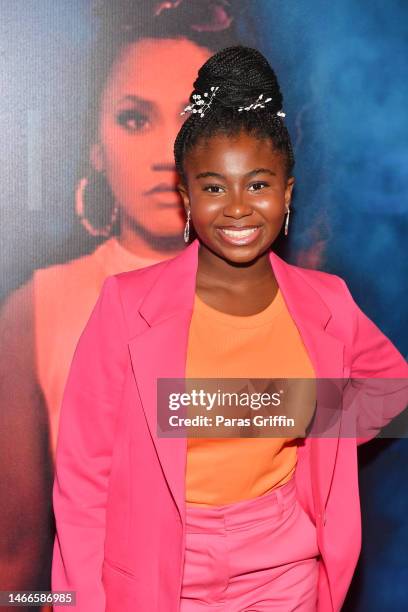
[75,171,119,237]
[184,209,191,243]
[284,206,291,236]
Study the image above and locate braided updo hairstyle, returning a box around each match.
[174,45,295,180]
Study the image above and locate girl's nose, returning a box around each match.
[222,195,253,219]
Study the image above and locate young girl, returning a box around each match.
[51,45,408,612]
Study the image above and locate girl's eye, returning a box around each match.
[203,185,225,193]
[116,109,150,132]
[249,181,269,191]
[202,182,268,193]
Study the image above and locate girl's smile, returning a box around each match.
[216,225,263,246]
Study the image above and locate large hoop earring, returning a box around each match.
[184,209,191,243]
[284,207,291,236]
[75,172,119,237]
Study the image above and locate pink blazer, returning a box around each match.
[51,238,408,612]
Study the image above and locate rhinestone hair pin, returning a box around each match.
[180,87,286,119]
[238,93,286,116]
[180,86,220,118]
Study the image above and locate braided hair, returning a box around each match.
[174,45,295,180]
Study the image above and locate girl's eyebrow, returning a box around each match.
[195,168,276,180]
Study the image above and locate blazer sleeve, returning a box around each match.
[51,275,128,612]
[338,277,408,445]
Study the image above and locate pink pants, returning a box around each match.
[180,475,320,611]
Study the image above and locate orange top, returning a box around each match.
[185,287,316,506]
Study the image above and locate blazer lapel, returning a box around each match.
[269,252,345,514]
[128,240,199,523]
[128,239,345,524]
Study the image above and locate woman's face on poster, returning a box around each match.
[91,37,212,239]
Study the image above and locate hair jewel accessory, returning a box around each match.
[181,86,220,117]
[238,93,286,117]
[181,88,286,119]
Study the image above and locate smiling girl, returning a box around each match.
[51,45,408,611]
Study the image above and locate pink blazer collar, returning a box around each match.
[138,237,333,332]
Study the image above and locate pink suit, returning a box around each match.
[51,238,408,611]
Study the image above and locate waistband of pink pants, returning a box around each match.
[185,476,297,533]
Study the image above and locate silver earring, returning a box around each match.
[284,207,290,236]
[184,209,191,243]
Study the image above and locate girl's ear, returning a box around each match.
[177,181,190,208]
[285,176,295,207]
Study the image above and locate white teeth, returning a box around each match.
[221,227,258,238]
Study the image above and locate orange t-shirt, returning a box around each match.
[185,288,316,506]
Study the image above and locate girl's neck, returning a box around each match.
[196,243,276,293]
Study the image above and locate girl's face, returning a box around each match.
[178,130,295,264]
[91,37,211,240]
